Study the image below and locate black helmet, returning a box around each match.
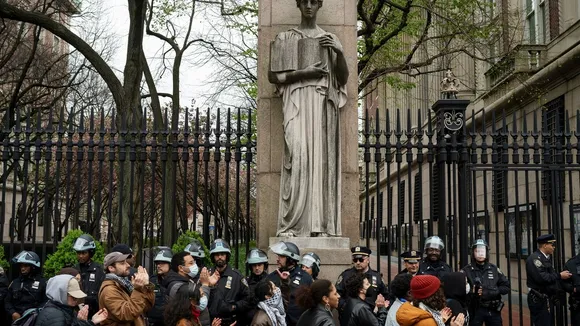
[12,250,41,268]
[300,252,321,279]
[73,234,97,257]
[153,246,173,263]
[270,241,300,261]
[209,239,231,255]
[184,239,206,258]
[246,248,268,270]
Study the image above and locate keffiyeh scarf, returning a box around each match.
[257,288,286,326]
[419,302,446,326]
[106,273,134,294]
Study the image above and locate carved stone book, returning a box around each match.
[270,38,327,73]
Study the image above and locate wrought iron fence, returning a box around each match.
[359,99,580,325]
[0,106,256,270]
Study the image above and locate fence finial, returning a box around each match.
[440,69,459,99]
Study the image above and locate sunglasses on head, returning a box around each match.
[352,257,365,263]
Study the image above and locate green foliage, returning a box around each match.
[0,245,9,271]
[171,231,212,267]
[231,240,257,276]
[43,230,105,278]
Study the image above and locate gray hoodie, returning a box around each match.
[46,275,74,305]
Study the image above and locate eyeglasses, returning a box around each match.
[352,257,365,263]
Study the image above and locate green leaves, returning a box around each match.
[43,229,105,278]
[0,246,9,271]
[171,230,212,267]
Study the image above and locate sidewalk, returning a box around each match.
[372,254,531,325]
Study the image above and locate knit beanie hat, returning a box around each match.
[410,275,440,299]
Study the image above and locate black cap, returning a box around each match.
[351,246,371,257]
[536,234,556,244]
[111,244,133,255]
[401,250,422,263]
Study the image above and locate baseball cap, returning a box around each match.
[104,251,131,268]
[67,278,87,298]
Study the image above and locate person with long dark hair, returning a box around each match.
[251,279,287,326]
[339,273,388,326]
[441,272,469,325]
[164,283,225,326]
[294,279,339,326]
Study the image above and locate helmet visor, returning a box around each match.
[270,242,289,256]
[300,255,317,268]
[473,245,487,259]
[425,237,445,250]
[73,238,90,251]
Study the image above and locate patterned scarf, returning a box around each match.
[257,288,286,326]
[106,273,134,294]
[419,302,445,326]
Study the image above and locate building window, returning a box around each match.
[390,225,398,251]
[526,0,546,44]
[507,203,537,259]
[492,131,508,212]
[398,181,405,224]
[573,205,580,255]
[401,223,410,252]
[413,173,422,222]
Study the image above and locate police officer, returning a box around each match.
[336,246,388,312]
[300,252,321,280]
[526,234,572,325]
[208,239,251,326]
[73,234,105,318]
[561,236,580,326]
[5,250,46,321]
[417,236,452,279]
[147,246,172,326]
[0,266,9,325]
[462,239,510,326]
[244,248,269,324]
[267,241,313,326]
[185,239,207,270]
[397,250,421,276]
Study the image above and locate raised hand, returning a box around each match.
[77,305,89,320]
[91,308,109,325]
[318,33,343,54]
[208,269,220,287]
[277,269,290,280]
[133,266,149,287]
[450,313,465,326]
[199,267,210,286]
[375,294,386,308]
[441,307,452,323]
[212,318,222,326]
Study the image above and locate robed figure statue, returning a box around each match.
[269,0,349,237]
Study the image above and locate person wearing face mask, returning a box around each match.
[525,234,572,325]
[440,272,469,326]
[417,236,451,279]
[164,282,223,326]
[5,250,47,322]
[251,279,288,326]
[461,239,509,326]
[267,241,312,326]
[208,239,251,326]
[338,273,388,326]
[147,247,173,326]
[397,251,421,276]
[335,246,388,312]
[34,274,108,326]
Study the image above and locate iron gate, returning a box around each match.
[359,97,580,325]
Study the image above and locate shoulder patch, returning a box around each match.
[497,268,503,275]
[534,259,543,268]
[336,274,343,285]
[241,278,249,288]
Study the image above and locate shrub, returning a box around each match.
[43,229,105,278]
[0,245,9,271]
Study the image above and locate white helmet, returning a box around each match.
[424,236,445,251]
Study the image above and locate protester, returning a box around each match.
[184,240,207,281]
[6,250,47,321]
[385,273,413,326]
[98,252,154,326]
[111,244,137,277]
[339,273,388,326]
[34,274,108,326]
[251,279,287,326]
[295,279,339,326]
[441,272,469,325]
[164,282,222,326]
[396,275,464,326]
[74,234,105,318]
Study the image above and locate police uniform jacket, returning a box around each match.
[526,250,560,296]
[417,259,452,279]
[339,297,387,326]
[5,273,47,315]
[268,266,313,326]
[147,274,168,326]
[462,262,510,303]
[75,260,105,317]
[336,267,387,311]
[208,264,251,326]
[562,254,580,298]
[243,272,268,323]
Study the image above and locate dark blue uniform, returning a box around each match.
[417,258,452,279]
[462,262,510,326]
[208,265,251,326]
[268,267,312,326]
[562,254,580,326]
[5,273,46,317]
[336,267,388,311]
[75,260,105,318]
[147,274,168,326]
[526,249,561,326]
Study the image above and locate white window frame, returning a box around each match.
[526,0,547,44]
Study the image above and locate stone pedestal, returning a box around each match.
[257,1,359,250]
[268,237,351,282]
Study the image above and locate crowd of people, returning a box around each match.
[0,233,578,326]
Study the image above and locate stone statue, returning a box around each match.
[268,0,349,237]
[440,69,459,99]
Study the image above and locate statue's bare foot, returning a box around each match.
[279,232,294,237]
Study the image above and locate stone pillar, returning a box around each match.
[257,0,358,280]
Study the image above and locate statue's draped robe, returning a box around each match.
[274,28,347,237]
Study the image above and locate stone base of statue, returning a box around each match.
[268,236,351,282]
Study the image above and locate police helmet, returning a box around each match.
[471,239,488,250]
[184,239,206,258]
[153,246,173,264]
[12,250,41,268]
[424,236,445,251]
[73,234,97,255]
[300,252,321,279]
[270,241,301,261]
[246,248,269,270]
[209,239,232,255]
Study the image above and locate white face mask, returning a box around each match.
[465,282,471,294]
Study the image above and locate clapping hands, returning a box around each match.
[131,266,150,288]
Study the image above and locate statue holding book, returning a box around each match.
[269,0,349,237]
